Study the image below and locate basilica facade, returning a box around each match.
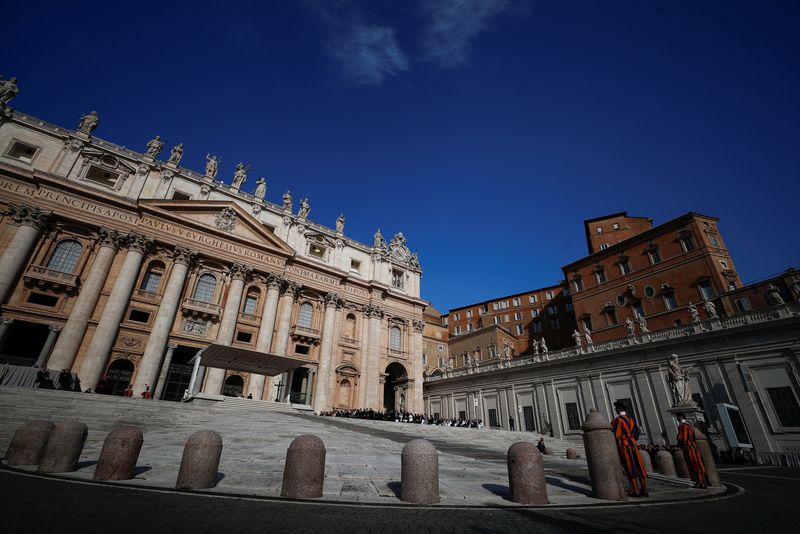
[0,103,426,413]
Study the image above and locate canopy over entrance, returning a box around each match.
[195,344,310,377]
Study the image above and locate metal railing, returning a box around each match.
[24,265,79,287]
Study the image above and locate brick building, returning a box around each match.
[421,303,449,374]
[562,212,742,344]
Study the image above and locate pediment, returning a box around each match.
[138,199,294,256]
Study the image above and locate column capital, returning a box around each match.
[281,279,302,298]
[8,203,50,231]
[166,342,178,350]
[125,232,154,254]
[97,227,123,250]
[230,262,253,281]
[363,302,385,319]
[265,272,284,290]
[1,317,14,326]
[172,245,197,266]
[324,292,344,309]
[412,319,425,333]
[48,324,62,332]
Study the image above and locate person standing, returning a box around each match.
[509,417,515,431]
[675,413,708,488]
[536,437,546,454]
[611,400,648,497]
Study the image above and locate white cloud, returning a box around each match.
[421,0,513,68]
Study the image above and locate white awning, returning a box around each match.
[197,344,312,376]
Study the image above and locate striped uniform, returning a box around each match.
[677,421,707,488]
[612,413,648,496]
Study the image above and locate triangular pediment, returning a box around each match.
[138,199,294,256]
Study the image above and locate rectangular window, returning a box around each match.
[514,312,522,320]
[504,314,510,322]
[550,318,560,329]
[648,248,662,264]
[515,324,524,335]
[26,292,58,307]
[612,223,620,230]
[466,323,473,332]
[631,303,644,318]
[531,309,540,318]
[720,260,729,269]
[529,294,538,303]
[735,298,750,313]
[492,302,499,310]
[547,305,557,315]
[6,140,39,163]
[438,344,444,352]
[596,270,607,284]
[350,259,361,273]
[545,291,554,300]
[128,309,151,323]
[680,234,696,252]
[494,316,501,325]
[295,344,310,355]
[565,402,581,431]
[309,244,326,259]
[573,279,583,292]
[566,302,574,312]
[600,243,609,250]
[242,295,258,315]
[422,353,427,365]
[619,259,632,275]
[581,316,593,331]
[488,408,500,428]
[139,271,162,293]
[454,326,461,335]
[605,308,618,325]
[466,310,473,319]
[709,234,720,247]
[454,313,460,321]
[767,387,800,427]
[501,301,509,309]
[85,165,121,188]
[698,281,715,301]
[663,291,677,310]
[236,331,253,343]
[532,321,542,333]
[596,226,603,234]
[171,190,191,200]
[391,269,404,289]
[479,304,488,314]
[512,298,521,306]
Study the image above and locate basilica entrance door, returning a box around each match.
[161,345,196,401]
[383,362,408,412]
[106,359,134,395]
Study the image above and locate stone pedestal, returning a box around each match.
[5,420,54,466]
[37,422,88,473]
[401,439,439,504]
[93,426,143,481]
[175,430,223,489]
[656,450,677,477]
[672,449,691,479]
[281,435,326,499]
[695,428,722,487]
[667,404,705,427]
[640,449,654,474]
[507,442,548,505]
[581,409,627,501]
[565,448,578,460]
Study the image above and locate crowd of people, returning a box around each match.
[319,408,485,428]
[33,366,154,399]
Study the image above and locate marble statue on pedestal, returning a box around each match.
[168,143,183,165]
[688,302,701,323]
[667,354,695,407]
[766,284,785,305]
[232,163,248,189]
[540,338,548,353]
[637,315,649,333]
[282,191,293,211]
[703,299,718,319]
[336,214,345,234]
[78,111,99,134]
[145,135,163,158]
[0,76,19,105]
[626,318,636,335]
[583,326,593,345]
[254,177,266,200]
[298,198,310,219]
[373,229,384,248]
[205,154,219,180]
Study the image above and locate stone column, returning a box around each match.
[0,204,49,304]
[47,228,121,370]
[0,317,14,352]
[272,280,301,401]
[306,369,316,405]
[78,233,152,388]
[203,263,252,395]
[153,343,178,400]
[133,246,196,395]
[186,352,203,398]
[247,273,283,399]
[363,303,385,410]
[411,319,425,413]
[34,325,62,368]
[313,292,343,412]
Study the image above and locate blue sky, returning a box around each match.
[5,1,799,312]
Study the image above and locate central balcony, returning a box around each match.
[291,325,321,345]
[23,265,80,293]
[181,298,222,321]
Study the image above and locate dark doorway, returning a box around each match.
[106,359,134,396]
[289,368,309,404]
[383,362,407,412]
[223,374,244,397]
[161,345,197,401]
[0,321,49,366]
[523,406,536,432]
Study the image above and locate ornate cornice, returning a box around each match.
[363,302,385,319]
[97,227,123,250]
[265,272,284,290]
[173,245,197,267]
[324,292,344,309]
[126,233,154,254]
[8,203,50,231]
[230,262,253,282]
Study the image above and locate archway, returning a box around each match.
[222,374,244,397]
[106,359,134,396]
[383,362,408,412]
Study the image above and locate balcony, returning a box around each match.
[388,348,405,358]
[23,265,79,292]
[291,325,321,344]
[181,298,222,320]
[132,288,161,303]
[239,312,260,324]
[340,336,360,347]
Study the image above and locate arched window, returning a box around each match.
[242,288,260,316]
[139,261,165,293]
[193,273,217,303]
[345,313,357,338]
[47,239,82,273]
[389,326,401,350]
[297,302,313,328]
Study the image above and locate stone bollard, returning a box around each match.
[5,420,55,466]
[566,448,578,460]
[581,409,627,501]
[281,435,326,499]
[175,430,222,490]
[543,447,553,455]
[507,442,548,505]
[672,449,691,479]
[656,450,677,477]
[401,439,439,504]
[93,426,144,481]
[37,422,88,473]
[640,449,654,474]
[694,428,722,487]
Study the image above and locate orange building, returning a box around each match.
[562,212,742,344]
